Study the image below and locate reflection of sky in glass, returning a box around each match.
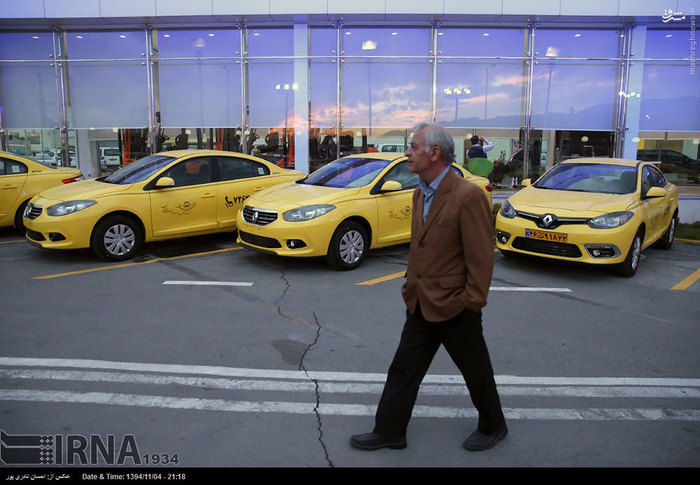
[644,30,690,59]
[249,62,295,127]
[158,29,240,57]
[341,28,431,128]
[158,30,242,127]
[310,28,338,126]
[641,64,700,131]
[66,32,148,128]
[0,33,58,127]
[438,29,525,57]
[248,29,293,57]
[342,61,431,127]
[534,29,620,58]
[436,61,523,128]
[531,61,618,130]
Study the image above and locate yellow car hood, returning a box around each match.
[32,179,132,203]
[248,181,361,208]
[509,187,636,216]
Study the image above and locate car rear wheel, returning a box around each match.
[616,229,642,277]
[91,215,142,261]
[327,221,368,271]
[654,215,676,250]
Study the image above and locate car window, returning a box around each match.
[160,157,213,187]
[303,157,391,188]
[534,163,637,194]
[381,161,419,190]
[104,154,175,184]
[641,165,667,196]
[217,157,270,181]
[0,158,28,175]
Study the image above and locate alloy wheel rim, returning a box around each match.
[339,230,364,264]
[104,224,135,256]
[631,236,641,269]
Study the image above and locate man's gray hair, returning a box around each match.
[412,122,456,165]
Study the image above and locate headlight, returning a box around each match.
[283,204,335,222]
[500,201,517,219]
[588,211,634,229]
[47,200,96,216]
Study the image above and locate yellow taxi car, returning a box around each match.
[236,152,492,270]
[1,151,83,232]
[23,150,304,261]
[495,158,678,277]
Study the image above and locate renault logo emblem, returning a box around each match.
[252,211,259,223]
[541,214,555,227]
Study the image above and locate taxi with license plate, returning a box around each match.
[495,158,678,277]
[1,151,83,232]
[236,152,492,270]
[23,150,304,261]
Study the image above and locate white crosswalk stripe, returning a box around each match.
[1,357,698,422]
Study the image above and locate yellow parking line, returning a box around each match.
[671,268,700,291]
[33,246,242,280]
[0,239,25,244]
[356,271,406,286]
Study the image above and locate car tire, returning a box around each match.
[14,200,28,234]
[326,221,368,271]
[616,229,643,277]
[91,215,142,261]
[654,215,676,250]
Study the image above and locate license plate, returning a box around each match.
[525,229,568,243]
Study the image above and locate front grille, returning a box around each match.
[24,203,42,220]
[512,237,582,258]
[239,231,282,249]
[242,206,278,226]
[25,229,45,242]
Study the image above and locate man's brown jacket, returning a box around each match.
[401,167,494,322]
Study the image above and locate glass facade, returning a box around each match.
[0,24,698,184]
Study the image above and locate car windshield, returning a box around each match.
[103,148,120,156]
[534,163,638,194]
[103,154,175,184]
[302,157,392,188]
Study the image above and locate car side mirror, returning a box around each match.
[155,176,175,188]
[521,178,531,187]
[644,186,665,198]
[380,180,403,192]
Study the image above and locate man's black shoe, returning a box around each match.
[462,423,508,451]
[350,432,407,450]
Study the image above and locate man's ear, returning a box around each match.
[431,146,442,160]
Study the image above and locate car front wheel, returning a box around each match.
[327,221,368,270]
[616,229,643,277]
[91,215,142,261]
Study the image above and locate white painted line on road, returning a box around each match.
[1,389,698,421]
[163,280,254,287]
[490,287,572,292]
[2,369,699,399]
[1,357,699,387]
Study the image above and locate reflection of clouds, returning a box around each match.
[490,74,525,87]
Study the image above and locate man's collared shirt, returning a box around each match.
[418,164,450,222]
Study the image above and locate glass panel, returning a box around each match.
[644,29,689,59]
[342,60,431,128]
[436,60,523,128]
[438,28,526,57]
[639,63,700,132]
[342,28,431,57]
[65,31,149,128]
[247,29,296,168]
[534,29,620,58]
[531,60,618,130]
[636,133,700,185]
[310,28,339,171]
[157,29,242,128]
[0,33,59,129]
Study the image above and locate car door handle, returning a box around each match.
[2,184,18,189]
[201,193,216,198]
[253,186,264,192]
